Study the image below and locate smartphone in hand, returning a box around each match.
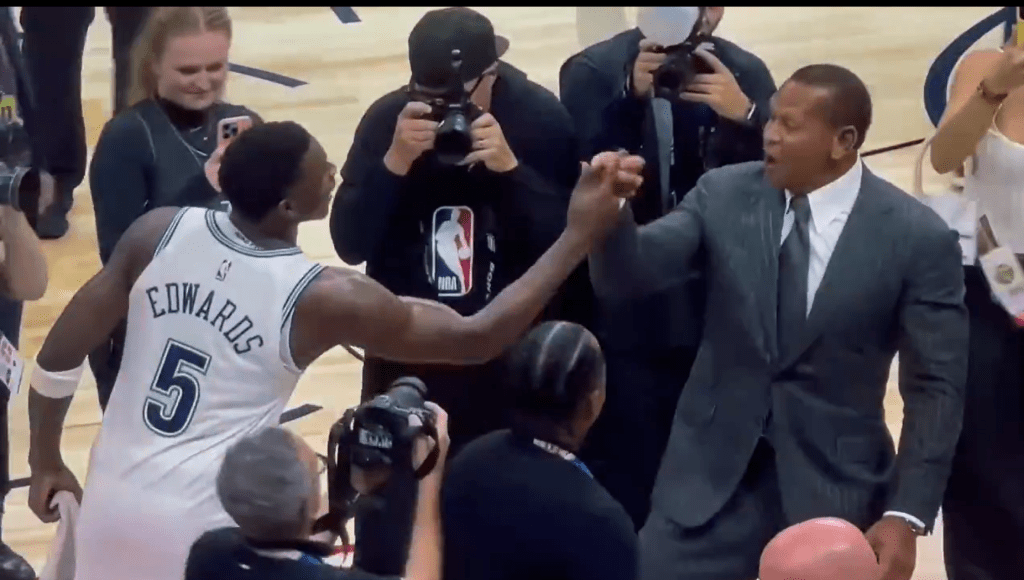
[217,115,253,149]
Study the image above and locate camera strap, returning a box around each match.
[310,409,358,544]
[650,97,675,213]
[412,422,441,479]
[532,439,593,479]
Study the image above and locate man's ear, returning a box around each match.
[832,125,858,160]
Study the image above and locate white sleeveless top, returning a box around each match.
[966,123,1024,254]
[83,206,324,522]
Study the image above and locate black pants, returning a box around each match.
[582,344,696,530]
[353,470,419,577]
[639,439,785,580]
[20,7,149,199]
[0,295,22,507]
[943,265,1024,580]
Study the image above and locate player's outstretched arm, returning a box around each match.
[28,208,179,473]
[294,231,589,367]
[292,152,645,368]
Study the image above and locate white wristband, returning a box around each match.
[32,361,86,399]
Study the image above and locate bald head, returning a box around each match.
[760,518,881,580]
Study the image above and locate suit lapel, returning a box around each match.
[778,169,892,370]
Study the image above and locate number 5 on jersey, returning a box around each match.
[144,339,211,437]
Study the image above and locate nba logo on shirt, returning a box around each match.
[216,259,232,281]
[431,206,474,297]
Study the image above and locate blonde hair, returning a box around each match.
[127,7,233,107]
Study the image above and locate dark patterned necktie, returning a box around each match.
[777,194,811,359]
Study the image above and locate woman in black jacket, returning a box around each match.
[88,7,261,410]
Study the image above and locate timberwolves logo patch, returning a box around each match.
[431,206,474,297]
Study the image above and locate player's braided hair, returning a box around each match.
[219,120,312,222]
[507,321,605,439]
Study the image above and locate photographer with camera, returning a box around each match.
[185,398,448,580]
[442,321,636,580]
[331,8,593,574]
[0,12,57,579]
[0,164,51,580]
[557,6,776,530]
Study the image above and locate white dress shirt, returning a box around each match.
[779,157,928,533]
[781,158,862,315]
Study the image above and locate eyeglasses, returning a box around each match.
[406,68,498,103]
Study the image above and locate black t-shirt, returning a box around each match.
[185,527,401,580]
[441,430,638,580]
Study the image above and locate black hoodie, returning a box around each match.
[330,61,590,448]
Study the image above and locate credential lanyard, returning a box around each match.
[532,438,593,479]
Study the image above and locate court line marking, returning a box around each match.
[228,63,307,88]
[332,7,361,24]
[923,7,1015,126]
[863,138,925,158]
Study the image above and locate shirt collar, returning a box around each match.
[786,157,863,232]
[245,536,334,560]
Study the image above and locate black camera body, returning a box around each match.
[313,377,438,544]
[0,96,41,225]
[651,37,716,100]
[344,376,436,471]
[427,49,482,166]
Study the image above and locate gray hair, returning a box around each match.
[216,426,314,541]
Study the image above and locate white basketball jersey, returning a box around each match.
[75,207,325,580]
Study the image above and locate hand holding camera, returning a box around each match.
[459,113,517,173]
[412,401,449,476]
[679,47,752,123]
[385,101,438,176]
[0,164,56,231]
[633,15,753,124]
[313,377,447,542]
[632,39,667,98]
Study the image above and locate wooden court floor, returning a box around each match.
[4,7,1007,578]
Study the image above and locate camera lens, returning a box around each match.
[652,49,699,99]
[434,111,473,165]
[387,377,428,410]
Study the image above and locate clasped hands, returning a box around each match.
[565,150,645,244]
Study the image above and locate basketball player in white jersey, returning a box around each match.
[24,121,644,580]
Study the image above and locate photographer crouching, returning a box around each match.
[185,388,449,580]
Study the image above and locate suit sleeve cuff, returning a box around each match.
[883,511,928,535]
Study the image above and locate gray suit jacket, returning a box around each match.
[590,161,968,532]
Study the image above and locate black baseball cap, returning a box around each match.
[408,7,510,89]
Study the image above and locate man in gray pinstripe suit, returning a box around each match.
[590,63,968,580]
